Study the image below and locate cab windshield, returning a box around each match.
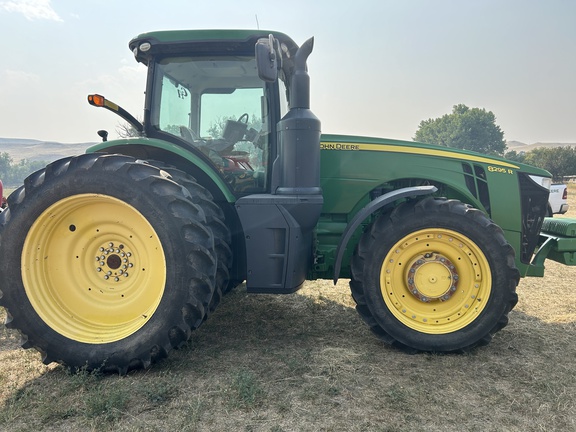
[150,56,270,193]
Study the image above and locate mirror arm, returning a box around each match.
[87,94,144,134]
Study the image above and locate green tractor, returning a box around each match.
[1,30,574,373]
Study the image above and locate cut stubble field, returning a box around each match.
[1,186,575,432]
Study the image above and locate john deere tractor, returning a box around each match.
[1,30,574,373]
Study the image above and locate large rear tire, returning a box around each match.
[0,154,217,373]
[350,197,519,352]
[147,163,232,313]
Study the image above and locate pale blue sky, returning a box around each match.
[0,0,574,144]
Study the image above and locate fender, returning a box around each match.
[87,137,235,202]
[332,185,437,283]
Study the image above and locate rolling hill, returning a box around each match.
[0,138,94,163]
[505,140,576,152]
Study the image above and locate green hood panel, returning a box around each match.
[321,134,549,176]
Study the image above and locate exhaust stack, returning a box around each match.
[273,37,321,196]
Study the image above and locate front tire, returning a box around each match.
[350,197,519,352]
[0,154,217,373]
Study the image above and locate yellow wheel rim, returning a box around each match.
[380,228,491,334]
[22,194,166,344]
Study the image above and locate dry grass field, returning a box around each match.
[1,186,575,431]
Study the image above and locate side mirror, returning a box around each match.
[256,34,279,82]
[97,130,109,142]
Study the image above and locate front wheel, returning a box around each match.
[350,197,519,352]
[0,154,217,373]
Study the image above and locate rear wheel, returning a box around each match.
[350,197,519,352]
[0,154,217,373]
[146,163,232,312]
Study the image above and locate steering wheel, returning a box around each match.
[222,113,250,144]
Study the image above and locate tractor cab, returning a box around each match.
[128,30,299,195]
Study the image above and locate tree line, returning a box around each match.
[505,147,576,182]
[0,152,47,187]
[414,104,576,181]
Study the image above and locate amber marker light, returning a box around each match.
[88,94,105,107]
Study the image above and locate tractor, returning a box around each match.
[1,30,575,373]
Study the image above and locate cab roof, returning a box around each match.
[129,29,298,64]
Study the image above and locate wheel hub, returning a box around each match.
[94,242,134,283]
[407,253,459,302]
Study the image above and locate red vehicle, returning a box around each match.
[0,179,6,210]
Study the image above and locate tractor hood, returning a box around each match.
[320,133,552,179]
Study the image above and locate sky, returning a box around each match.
[0,0,575,145]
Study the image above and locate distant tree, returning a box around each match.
[523,146,576,181]
[414,104,507,156]
[0,152,47,187]
[0,152,11,177]
[10,159,46,185]
[116,121,141,138]
[504,149,526,163]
